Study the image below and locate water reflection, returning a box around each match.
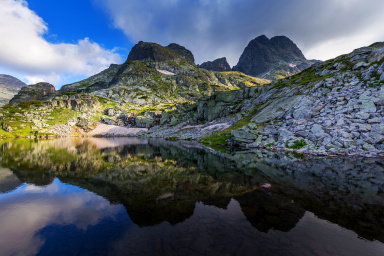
[0,179,123,256]
[0,138,384,255]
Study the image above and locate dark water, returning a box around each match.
[0,138,384,256]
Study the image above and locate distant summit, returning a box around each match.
[199,57,231,72]
[0,74,26,106]
[233,35,314,80]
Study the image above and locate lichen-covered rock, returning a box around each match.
[10,82,56,104]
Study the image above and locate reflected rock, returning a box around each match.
[12,169,54,187]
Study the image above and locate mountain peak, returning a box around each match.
[126,41,180,63]
[254,35,270,44]
[233,35,310,78]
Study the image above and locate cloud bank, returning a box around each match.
[0,0,122,86]
[96,0,384,65]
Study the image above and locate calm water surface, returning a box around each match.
[0,138,383,256]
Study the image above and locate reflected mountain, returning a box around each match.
[235,190,305,232]
[1,138,384,241]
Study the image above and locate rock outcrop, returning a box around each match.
[10,82,56,104]
[199,57,231,72]
[0,74,26,106]
[233,35,314,80]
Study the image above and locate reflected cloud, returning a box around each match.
[0,179,121,256]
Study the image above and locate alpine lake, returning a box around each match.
[0,138,383,256]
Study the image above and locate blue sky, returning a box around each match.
[0,0,383,88]
[27,0,130,56]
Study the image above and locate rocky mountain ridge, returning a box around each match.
[60,41,269,105]
[0,75,26,106]
[197,35,318,81]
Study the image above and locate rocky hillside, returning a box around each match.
[60,41,269,105]
[9,82,56,104]
[199,57,231,72]
[233,35,315,80]
[0,75,26,106]
[152,42,384,157]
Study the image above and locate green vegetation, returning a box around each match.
[285,139,307,149]
[46,108,79,126]
[199,106,261,146]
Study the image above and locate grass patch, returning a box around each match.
[285,139,307,149]
[199,106,261,146]
[46,108,79,126]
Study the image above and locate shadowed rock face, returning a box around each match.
[199,57,232,72]
[0,74,26,106]
[233,35,312,78]
[166,43,195,65]
[10,82,56,104]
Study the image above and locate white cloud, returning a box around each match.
[0,0,122,87]
[95,0,384,65]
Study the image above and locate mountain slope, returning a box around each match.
[153,41,384,157]
[0,75,26,106]
[60,41,269,105]
[233,35,314,80]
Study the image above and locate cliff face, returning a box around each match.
[199,57,232,72]
[233,35,313,80]
[0,75,26,106]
